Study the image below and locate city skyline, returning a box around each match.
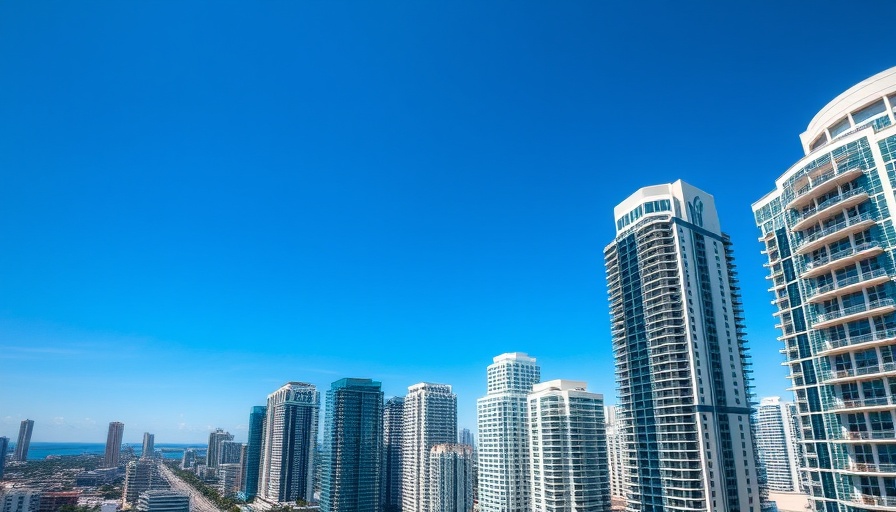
[2,1,896,444]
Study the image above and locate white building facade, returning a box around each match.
[753,66,896,511]
[477,352,540,512]
[756,397,801,493]
[401,383,457,512]
[528,380,610,512]
[605,181,769,512]
[605,405,626,500]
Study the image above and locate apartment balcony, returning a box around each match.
[786,166,865,210]
[848,493,896,509]
[807,268,892,304]
[801,242,883,278]
[835,429,896,441]
[845,462,896,475]
[791,188,870,231]
[831,395,896,411]
[813,298,896,329]
[795,212,877,255]
[819,329,896,356]
[826,362,896,385]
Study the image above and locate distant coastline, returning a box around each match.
[5,442,207,461]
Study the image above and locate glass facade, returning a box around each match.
[754,68,896,512]
[382,397,404,512]
[242,405,266,499]
[320,378,383,512]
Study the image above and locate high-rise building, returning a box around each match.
[123,460,168,507]
[320,378,383,512]
[135,491,189,512]
[259,382,319,504]
[476,352,540,512]
[752,66,896,511]
[527,380,609,512]
[604,405,626,500]
[13,420,34,462]
[219,463,243,496]
[0,437,8,480]
[242,405,266,499]
[756,397,801,493]
[606,181,767,512]
[220,441,243,465]
[458,429,474,448]
[181,449,196,471]
[141,433,155,460]
[206,428,234,469]
[402,383,457,512]
[104,422,125,468]
[429,444,474,512]
[382,397,404,512]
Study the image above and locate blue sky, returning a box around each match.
[1,1,894,443]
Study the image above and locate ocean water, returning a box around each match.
[11,442,206,461]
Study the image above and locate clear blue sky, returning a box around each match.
[1,1,894,444]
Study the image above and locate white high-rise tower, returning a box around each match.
[756,397,801,493]
[476,352,540,512]
[401,382,457,512]
[605,181,768,512]
[528,379,610,512]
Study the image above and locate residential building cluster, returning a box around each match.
[5,66,896,512]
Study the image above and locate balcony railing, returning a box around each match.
[839,429,896,441]
[828,362,896,382]
[834,395,896,409]
[797,212,875,252]
[810,268,890,297]
[822,329,896,352]
[850,493,896,507]
[815,298,895,324]
[794,187,868,226]
[804,241,878,272]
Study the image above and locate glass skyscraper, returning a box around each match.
[382,396,404,512]
[320,378,383,512]
[753,66,896,511]
[0,436,8,480]
[243,405,266,499]
[605,181,767,512]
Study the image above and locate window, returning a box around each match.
[829,117,851,138]
[853,99,887,124]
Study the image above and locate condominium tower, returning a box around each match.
[755,397,801,493]
[477,352,540,512]
[259,382,319,503]
[104,422,125,467]
[382,397,404,512]
[605,405,626,500]
[0,436,8,479]
[206,428,233,469]
[753,66,896,511]
[605,181,766,512]
[402,382,457,512]
[429,444,474,512]
[243,405,266,499]
[320,378,384,512]
[528,380,610,512]
[142,433,155,460]
[13,420,34,462]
